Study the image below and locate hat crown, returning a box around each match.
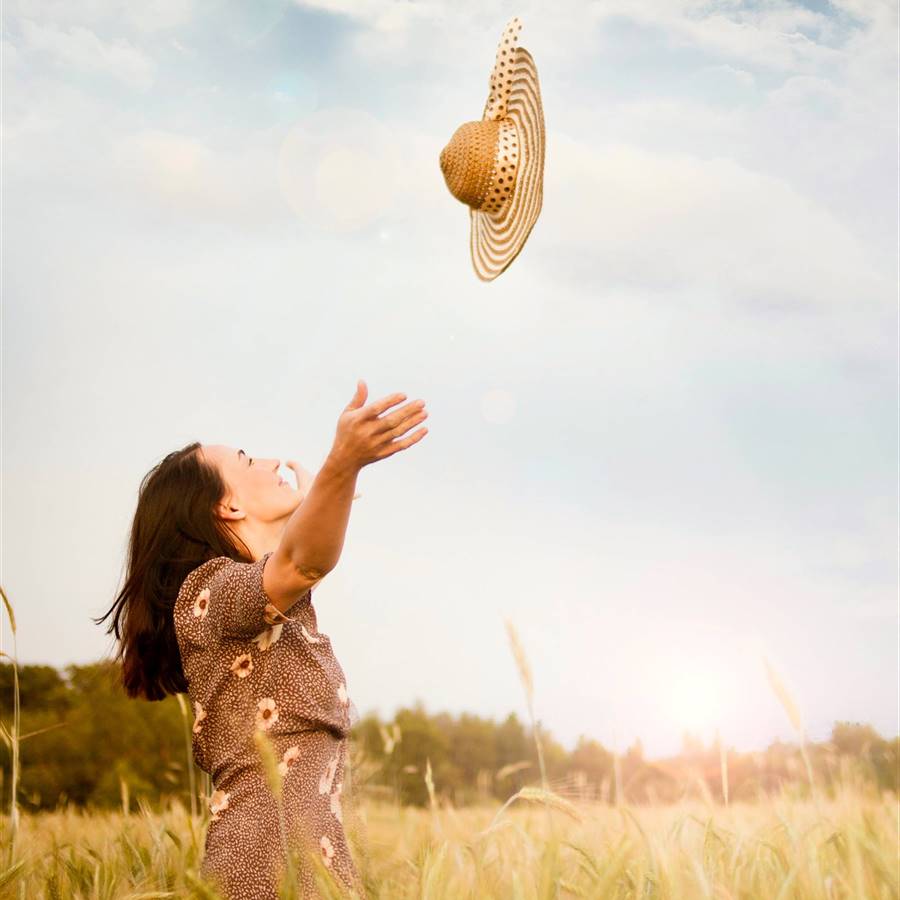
[440,120,501,211]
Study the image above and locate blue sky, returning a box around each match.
[2,0,897,757]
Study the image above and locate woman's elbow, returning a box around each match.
[291,557,333,584]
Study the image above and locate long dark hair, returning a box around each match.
[95,443,251,701]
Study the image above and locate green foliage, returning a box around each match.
[0,662,193,811]
[1,663,897,814]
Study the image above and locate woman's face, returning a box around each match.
[201,445,308,524]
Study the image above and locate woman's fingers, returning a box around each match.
[372,400,426,434]
[345,380,368,411]
[379,427,428,459]
[384,409,428,440]
[332,387,427,469]
[363,393,408,419]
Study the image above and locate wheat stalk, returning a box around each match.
[424,758,437,811]
[764,656,817,797]
[504,620,547,790]
[253,730,296,892]
[496,761,532,782]
[716,730,729,806]
[175,694,198,820]
[0,586,20,867]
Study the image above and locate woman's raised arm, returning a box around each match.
[263,380,428,611]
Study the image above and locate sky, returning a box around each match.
[2,0,897,758]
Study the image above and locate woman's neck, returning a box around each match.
[232,517,287,562]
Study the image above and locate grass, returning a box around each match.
[1,791,897,898]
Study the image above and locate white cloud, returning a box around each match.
[538,136,889,316]
[278,109,401,232]
[125,0,192,33]
[591,0,844,72]
[7,0,192,31]
[19,19,155,89]
[833,0,898,24]
[291,0,871,74]
[293,0,439,31]
[111,129,284,221]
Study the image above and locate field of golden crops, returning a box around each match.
[2,591,898,898]
[2,787,898,899]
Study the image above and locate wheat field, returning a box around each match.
[2,594,898,898]
[2,788,898,899]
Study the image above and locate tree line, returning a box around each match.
[1,661,897,811]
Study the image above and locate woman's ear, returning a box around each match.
[216,501,246,522]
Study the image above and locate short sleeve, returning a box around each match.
[179,553,310,642]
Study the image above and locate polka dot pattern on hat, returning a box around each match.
[471,39,544,280]
[480,119,519,215]
[439,16,544,281]
[484,17,523,122]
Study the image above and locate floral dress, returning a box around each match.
[173,553,360,899]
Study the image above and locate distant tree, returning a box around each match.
[571,738,612,778]
[0,664,70,717]
[569,737,613,799]
[830,722,898,792]
[495,713,530,765]
[448,714,498,803]
[353,712,387,762]
[681,731,705,758]
[831,722,884,756]
[2,662,898,810]
[386,704,451,806]
[881,739,900,793]
[493,713,532,797]
[1,661,190,811]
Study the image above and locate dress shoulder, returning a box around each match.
[175,554,310,645]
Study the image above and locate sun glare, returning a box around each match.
[669,671,722,738]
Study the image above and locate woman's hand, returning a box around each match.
[286,460,315,497]
[266,380,426,609]
[328,380,428,472]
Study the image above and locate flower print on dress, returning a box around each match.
[209,789,230,822]
[252,623,283,652]
[329,782,343,824]
[192,701,206,734]
[337,682,349,705]
[193,588,210,619]
[320,835,335,868]
[173,556,362,893]
[300,625,321,644]
[278,745,301,776]
[256,697,278,731]
[230,653,253,678]
[319,750,339,795]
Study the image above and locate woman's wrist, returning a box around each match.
[321,448,363,481]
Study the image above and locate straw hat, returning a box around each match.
[439,17,545,282]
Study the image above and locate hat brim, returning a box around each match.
[470,47,545,282]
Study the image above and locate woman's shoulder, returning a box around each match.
[175,554,276,606]
[174,554,289,643]
[175,556,236,605]
[172,557,244,639]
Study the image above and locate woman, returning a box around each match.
[97,381,428,898]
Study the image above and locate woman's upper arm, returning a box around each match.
[262,547,321,616]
